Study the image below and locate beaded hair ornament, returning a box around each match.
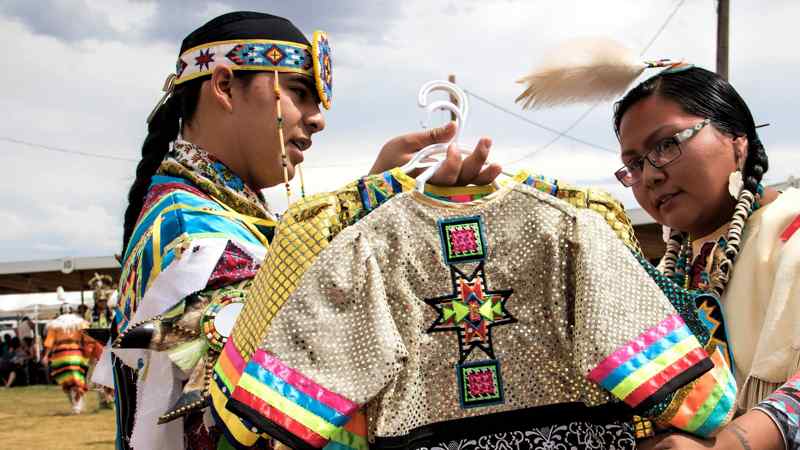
[147,30,333,202]
[515,37,762,300]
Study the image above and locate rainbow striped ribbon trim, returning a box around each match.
[210,336,265,448]
[658,348,737,437]
[227,350,365,449]
[588,314,711,409]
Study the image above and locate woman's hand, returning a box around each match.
[370,122,502,186]
[640,434,715,449]
[638,409,785,450]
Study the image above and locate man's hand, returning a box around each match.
[370,122,502,186]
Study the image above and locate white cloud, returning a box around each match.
[1,0,798,262]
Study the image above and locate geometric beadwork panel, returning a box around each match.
[457,359,504,409]
[425,263,515,363]
[438,215,487,264]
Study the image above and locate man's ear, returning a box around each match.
[209,65,235,113]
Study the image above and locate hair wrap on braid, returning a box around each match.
[614,66,769,298]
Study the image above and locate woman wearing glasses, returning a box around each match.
[613,67,799,450]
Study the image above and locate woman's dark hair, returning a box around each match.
[613,66,768,196]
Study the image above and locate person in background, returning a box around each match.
[42,307,91,414]
[1,337,23,387]
[0,334,11,359]
[85,273,116,408]
[16,316,35,341]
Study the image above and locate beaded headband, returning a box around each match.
[175,31,332,108]
[148,32,333,122]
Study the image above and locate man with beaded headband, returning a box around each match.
[517,39,800,450]
[84,273,116,409]
[108,11,502,450]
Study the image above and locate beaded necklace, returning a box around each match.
[662,184,763,297]
[667,183,763,294]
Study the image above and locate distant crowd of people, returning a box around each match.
[0,318,47,388]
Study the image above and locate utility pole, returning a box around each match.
[716,0,730,81]
[448,74,458,121]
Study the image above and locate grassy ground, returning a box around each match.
[0,385,116,449]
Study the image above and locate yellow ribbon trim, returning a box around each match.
[150,201,275,259]
[611,336,702,400]
[210,195,275,247]
[209,379,262,446]
[237,372,344,440]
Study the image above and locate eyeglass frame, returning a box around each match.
[615,118,711,187]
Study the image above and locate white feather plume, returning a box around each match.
[516,37,647,109]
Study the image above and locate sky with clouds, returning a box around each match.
[1,0,798,264]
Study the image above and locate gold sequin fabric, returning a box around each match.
[230,179,367,360]
[556,184,640,253]
[256,184,675,440]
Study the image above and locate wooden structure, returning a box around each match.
[0,256,119,298]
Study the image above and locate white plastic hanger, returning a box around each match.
[399,80,511,192]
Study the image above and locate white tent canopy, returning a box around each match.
[0,290,93,313]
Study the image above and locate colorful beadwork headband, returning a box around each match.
[148,32,333,122]
[175,31,333,108]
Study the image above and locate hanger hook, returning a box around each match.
[417,80,469,145]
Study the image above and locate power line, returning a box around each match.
[0,136,373,170]
[491,0,687,165]
[640,0,688,56]
[1,136,138,162]
[464,90,615,154]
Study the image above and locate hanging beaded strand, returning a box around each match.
[709,188,755,297]
[660,186,759,298]
[298,162,306,199]
[273,70,292,202]
[661,230,685,279]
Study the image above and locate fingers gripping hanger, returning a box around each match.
[400,80,508,192]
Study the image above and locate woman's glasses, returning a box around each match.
[615,119,710,187]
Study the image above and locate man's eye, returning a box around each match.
[291,87,307,99]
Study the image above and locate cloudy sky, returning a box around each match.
[1,0,798,263]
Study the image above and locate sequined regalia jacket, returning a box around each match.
[210,169,645,448]
[224,183,735,450]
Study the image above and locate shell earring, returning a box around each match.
[728,170,744,199]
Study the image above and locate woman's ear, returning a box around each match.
[209,65,235,113]
[732,135,749,170]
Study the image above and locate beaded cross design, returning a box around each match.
[425,263,515,362]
